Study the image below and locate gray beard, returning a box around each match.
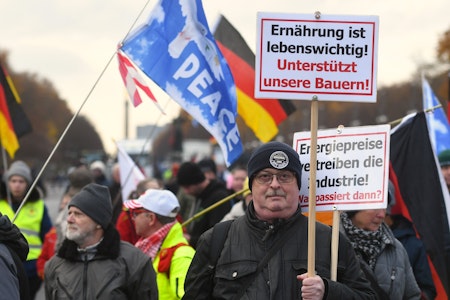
[65,227,90,245]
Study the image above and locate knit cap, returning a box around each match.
[5,161,32,184]
[438,149,450,167]
[177,162,206,186]
[69,183,112,229]
[247,141,302,191]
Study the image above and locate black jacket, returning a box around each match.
[183,202,377,299]
[0,213,30,300]
[189,179,231,248]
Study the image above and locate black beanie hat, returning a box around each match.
[69,183,112,229]
[247,141,302,191]
[177,162,206,186]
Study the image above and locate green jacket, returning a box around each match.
[153,222,194,300]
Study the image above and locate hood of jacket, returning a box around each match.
[57,224,121,261]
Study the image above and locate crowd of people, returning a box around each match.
[0,141,445,299]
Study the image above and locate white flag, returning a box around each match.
[116,142,146,202]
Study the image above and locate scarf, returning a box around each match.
[135,221,176,261]
[341,212,393,270]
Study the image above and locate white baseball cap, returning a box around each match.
[124,189,180,218]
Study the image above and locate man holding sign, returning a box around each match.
[183,142,376,299]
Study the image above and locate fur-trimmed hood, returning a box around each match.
[57,224,121,261]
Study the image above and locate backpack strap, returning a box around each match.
[208,220,233,271]
[158,242,190,276]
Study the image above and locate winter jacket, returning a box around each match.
[44,225,158,300]
[0,213,30,300]
[187,180,231,248]
[391,217,436,300]
[152,222,195,299]
[36,227,57,279]
[341,223,421,300]
[183,202,377,299]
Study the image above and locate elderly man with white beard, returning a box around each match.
[44,183,158,300]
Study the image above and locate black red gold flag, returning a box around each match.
[214,15,296,142]
[0,64,32,157]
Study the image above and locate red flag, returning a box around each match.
[214,15,296,142]
[117,50,165,114]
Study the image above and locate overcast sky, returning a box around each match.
[1,0,449,156]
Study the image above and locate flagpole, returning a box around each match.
[125,98,129,139]
[1,146,11,207]
[12,0,161,222]
[181,188,248,227]
[115,96,173,202]
[389,104,442,127]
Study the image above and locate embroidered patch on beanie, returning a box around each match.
[247,141,302,191]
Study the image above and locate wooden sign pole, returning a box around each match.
[307,97,319,276]
[331,209,341,281]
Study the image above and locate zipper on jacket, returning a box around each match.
[388,267,396,295]
[262,224,275,241]
[83,261,88,300]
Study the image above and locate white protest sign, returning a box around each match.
[255,12,379,102]
[293,124,390,211]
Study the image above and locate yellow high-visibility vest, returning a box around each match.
[0,199,44,260]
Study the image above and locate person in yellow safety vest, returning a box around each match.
[0,160,52,300]
[125,188,195,299]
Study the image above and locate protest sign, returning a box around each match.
[255,12,379,102]
[293,124,390,211]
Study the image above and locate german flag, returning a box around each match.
[214,15,295,142]
[0,63,32,158]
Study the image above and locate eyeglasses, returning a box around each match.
[254,171,296,185]
[130,209,148,218]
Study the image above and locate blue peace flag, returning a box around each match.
[121,0,243,166]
